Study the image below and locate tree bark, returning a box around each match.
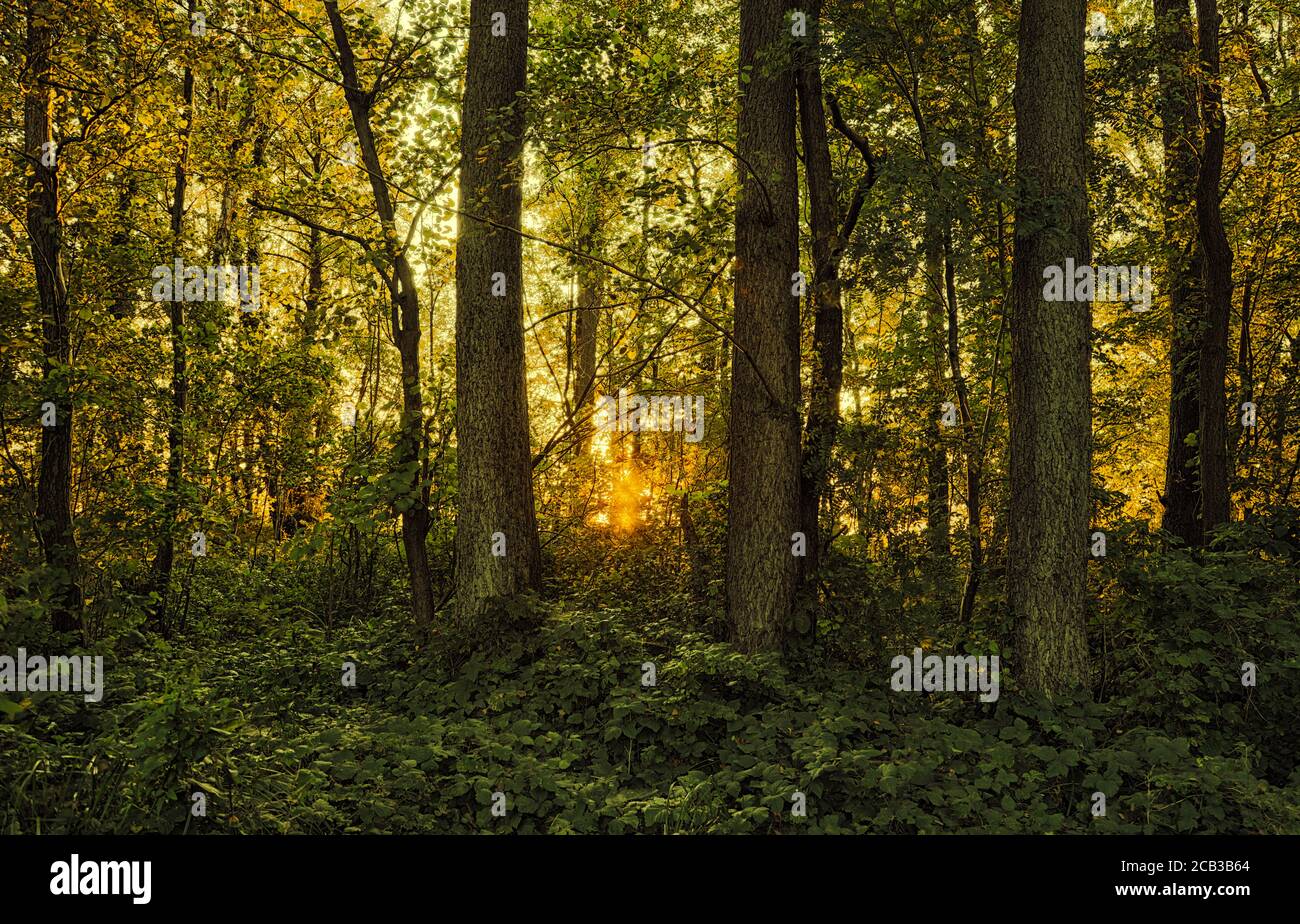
[726,0,801,653]
[24,0,82,634]
[453,0,542,623]
[1155,0,1205,545]
[109,179,136,321]
[1008,0,1092,695]
[795,0,842,596]
[1194,0,1234,536]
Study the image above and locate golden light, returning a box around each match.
[609,461,645,533]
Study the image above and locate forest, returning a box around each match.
[1,0,1298,836]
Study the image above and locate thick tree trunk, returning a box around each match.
[25,0,82,633]
[726,0,801,653]
[1008,0,1092,695]
[1194,0,1234,536]
[795,0,842,597]
[1155,0,1205,545]
[325,0,438,628]
[453,0,541,623]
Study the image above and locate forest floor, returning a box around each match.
[3,516,1299,834]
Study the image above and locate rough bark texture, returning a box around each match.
[726,0,801,653]
[1194,0,1234,536]
[1155,0,1206,545]
[795,0,842,597]
[453,0,542,623]
[1008,0,1092,695]
[326,0,438,628]
[25,0,83,633]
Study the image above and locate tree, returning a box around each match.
[24,0,82,634]
[1007,0,1091,694]
[324,0,438,628]
[794,0,876,597]
[1155,0,1205,546]
[1194,0,1234,537]
[149,0,196,632]
[923,215,952,566]
[453,0,541,623]
[727,0,801,653]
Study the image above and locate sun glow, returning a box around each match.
[608,462,646,532]
[582,426,647,532]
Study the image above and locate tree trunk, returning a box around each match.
[305,219,325,341]
[150,52,194,632]
[943,231,981,625]
[1194,0,1234,536]
[1155,0,1205,545]
[25,0,82,634]
[572,232,603,456]
[1008,0,1092,695]
[795,0,843,598]
[325,0,438,629]
[109,179,136,321]
[726,0,801,654]
[453,0,541,623]
[1233,265,1255,467]
[924,223,952,566]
